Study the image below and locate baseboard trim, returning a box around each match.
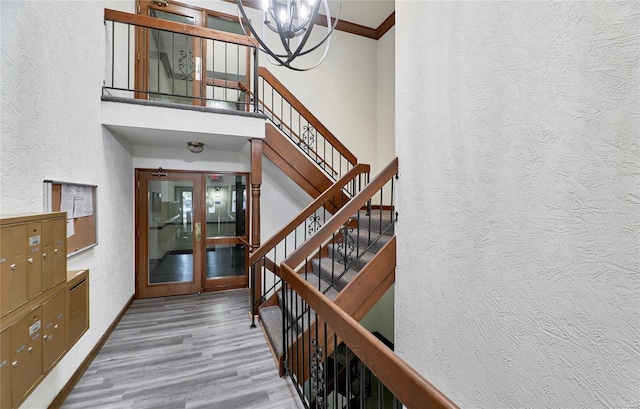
[48,294,135,409]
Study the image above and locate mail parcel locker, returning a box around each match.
[1,224,28,315]
[10,306,43,408]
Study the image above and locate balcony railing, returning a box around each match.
[254,67,358,182]
[104,9,258,112]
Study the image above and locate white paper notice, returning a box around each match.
[61,186,76,237]
[60,185,75,219]
[66,218,75,238]
[73,186,93,218]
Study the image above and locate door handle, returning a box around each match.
[195,222,201,242]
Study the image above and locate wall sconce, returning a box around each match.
[187,141,204,153]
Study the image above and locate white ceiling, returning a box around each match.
[327,0,394,29]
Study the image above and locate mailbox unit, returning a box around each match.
[0,213,89,408]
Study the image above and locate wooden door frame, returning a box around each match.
[135,0,253,107]
[201,171,250,292]
[135,169,204,299]
[135,169,250,299]
[135,1,205,105]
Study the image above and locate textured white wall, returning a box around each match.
[395,1,639,407]
[0,1,136,407]
[357,26,397,343]
[376,27,395,174]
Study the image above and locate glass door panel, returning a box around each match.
[137,171,203,298]
[205,174,246,238]
[147,179,193,284]
[205,243,246,279]
[203,173,248,291]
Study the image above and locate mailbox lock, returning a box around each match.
[12,361,18,368]
[28,258,33,264]
[42,252,47,258]
[11,264,16,270]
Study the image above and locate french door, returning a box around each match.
[136,2,204,105]
[136,169,249,298]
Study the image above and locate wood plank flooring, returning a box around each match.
[61,289,304,409]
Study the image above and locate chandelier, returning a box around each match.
[236,0,341,71]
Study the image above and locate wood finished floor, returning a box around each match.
[61,289,304,409]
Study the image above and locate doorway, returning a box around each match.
[135,1,252,109]
[136,2,204,105]
[136,169,249,299]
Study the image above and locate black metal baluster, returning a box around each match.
[253,48,258,112]
[250,263,256,328]
[378,378,384,409]
[111,21,115,89]
[333,333,338,409]
[282,280,287,374]
[391,174,396,231]
[346,346,351,409]
[224,42,228,103]
[126,23,131,90]
[236,43,240,108]
[359,360,365,409]
[378,188,383,235]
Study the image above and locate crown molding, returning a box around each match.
[228,0,394,40]
[375,11,394,39]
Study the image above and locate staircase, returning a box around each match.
[247,65,402,408]
[250,151,400,407]
[258,209,396,376]
[255,67,358,201]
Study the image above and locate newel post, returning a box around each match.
[250,139,263,251]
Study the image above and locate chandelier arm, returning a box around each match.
[288,0,341,58]
[271,0,295,58]
[236,2,294,65]
[236,0,342,70]
[285,0,322,61]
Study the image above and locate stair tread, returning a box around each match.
[354,209,395,236]
[312,257,359,292]
[259,305,284,357]
[278,272,338,333]
[348,229,393,250]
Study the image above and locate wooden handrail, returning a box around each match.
[279,157,457,409]
[241,83,339,176]
[280,262,457,409]
[249,163,370,264]
[252,93,339,176]
[283,157,398,268]
[104,9,256,47]
[258,67,358,165]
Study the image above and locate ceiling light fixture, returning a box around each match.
[187,141,204,153]
[236,0,341,71]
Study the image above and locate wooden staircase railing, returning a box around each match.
[279,158,458,409]
[254,67,358,194]
[250,164,370,319]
